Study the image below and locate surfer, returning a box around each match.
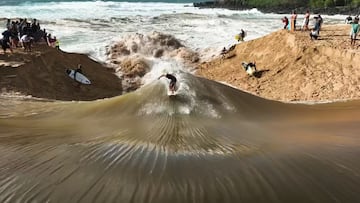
[237,29,245,42]
[158,73,177,94]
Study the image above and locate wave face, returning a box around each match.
[1,74,360,202]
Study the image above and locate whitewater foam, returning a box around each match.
[0,2,346,63]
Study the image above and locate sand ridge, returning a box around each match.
[0,45,123,101]
[196,24,360,102]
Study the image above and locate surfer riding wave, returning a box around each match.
[158,73,177,94]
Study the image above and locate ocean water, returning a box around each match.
[0,0,345,63]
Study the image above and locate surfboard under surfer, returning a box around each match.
[158,73,177,94]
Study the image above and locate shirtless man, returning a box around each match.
[158,73,177,94]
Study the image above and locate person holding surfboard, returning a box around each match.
[158,73,177,94]
[65,64,91,85]
[235,29,246,42]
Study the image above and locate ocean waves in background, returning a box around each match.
[0,0,203,6]
[1,1,341,62]
[0,1,345,83]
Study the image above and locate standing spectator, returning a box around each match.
[350,20,359,46]
[302,10,310,31]
[31,19,39,33]
[42,29,48,42]
[5,19,11,30]
[291,10,298,31]
[2,29,12,41]
[237,29,246,42]
[354,15,359,24]
[10,21,19,48]
[317,15,323,30]
[55,37,60,50]
[0,38,13,54]
[282,16,289,29]
[345,15,353,24]
[23,22,32,36]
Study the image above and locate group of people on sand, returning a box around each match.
[281,10,360,46]
[282,10,323,35]
[1,18,60,54]
[282,10,324,40]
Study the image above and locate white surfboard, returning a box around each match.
[168,90,177,96]
[66,69,91,85]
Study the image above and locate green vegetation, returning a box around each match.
[224,0,360,8]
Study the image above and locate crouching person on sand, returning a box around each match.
[310,29,319,40]
[220,47,227,59]
[241,61,257,76]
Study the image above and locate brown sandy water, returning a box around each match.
[0,74,359,202]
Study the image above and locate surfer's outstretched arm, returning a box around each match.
[158,74,166,80]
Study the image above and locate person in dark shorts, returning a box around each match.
[158,73,177,94]
[282,16,289,29]
[0,38,13,54]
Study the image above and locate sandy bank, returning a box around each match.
[197,24,360,102]
[0,45,122,101]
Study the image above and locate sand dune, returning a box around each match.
[0,45,122,101]
[197,25,360,102]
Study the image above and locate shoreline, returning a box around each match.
[193,2,360,15]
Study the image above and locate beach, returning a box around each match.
[197,24,360,102]
[2,24,357,103]
[1,1,360,202]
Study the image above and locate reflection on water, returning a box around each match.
[1,74,360,202]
